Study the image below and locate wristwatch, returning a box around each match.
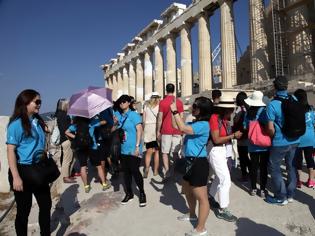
[172,110,179,115]
[136,144,140,147]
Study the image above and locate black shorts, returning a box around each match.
[98,141,111,161]
[145,141,159,150]
[75,149,101,167]
[183,158,209,187]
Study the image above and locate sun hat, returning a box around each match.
[215,93,236,108]
[151,92,160,98]
[244,91,269,107]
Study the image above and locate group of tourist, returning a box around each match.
[6,75,315,236]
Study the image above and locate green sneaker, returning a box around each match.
[214,208,237,222]
[84,185,91,193]
[102,182,111,191]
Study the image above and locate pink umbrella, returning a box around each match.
[68,86,113,118]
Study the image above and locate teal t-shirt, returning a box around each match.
[6,117,46,164]
[299,110,315,148]
[266,90,300,146]
[183,121,209,158]
[114,110,142,156]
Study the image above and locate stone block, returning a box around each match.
[0,116,10,193]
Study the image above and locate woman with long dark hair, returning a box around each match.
[171,96,213,236]
[114,95,146,207]
[293,89,315,188]
[7,89,51,236]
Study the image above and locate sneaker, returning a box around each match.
[214,208,237,222]
[297,180,302,188]
[208,196,220,209]
[287,197,294,203]
[139,192,147,207]
[143,169,149,179]
[250,189,257,196]
[185,229,208,236]
[102,181,111,191]
[265,195,288,206]
[177,213,198,221]
[307,179,315,188]
[121,194,134,205]
[84,185,91,193]
[259,190,268,199]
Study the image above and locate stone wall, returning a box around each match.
[0,116,10,193]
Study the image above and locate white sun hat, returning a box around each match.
[151,91,160,98]
[244,90,269,107]
[215,93,236,108]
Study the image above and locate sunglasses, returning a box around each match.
[33,99,42,105]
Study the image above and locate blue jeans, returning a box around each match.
[268,144,298,200]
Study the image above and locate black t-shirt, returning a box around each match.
[56,111,71,143]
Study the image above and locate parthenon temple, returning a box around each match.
[102,0,315,100]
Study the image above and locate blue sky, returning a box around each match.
[0,0,250,115]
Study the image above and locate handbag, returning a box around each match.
[248,109,271,147]
[184,144,206,178]
[17,152,60,187]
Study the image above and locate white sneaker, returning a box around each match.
[288,197,294,203]
[177,213,198,221]
[185,229,208,236]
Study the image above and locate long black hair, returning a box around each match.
[9,89,46,137]
[294,89,311,112]
[193,96,213,122]
[247,106,262,120]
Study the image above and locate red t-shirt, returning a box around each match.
[209,114,229,137]
[159,95,184,135]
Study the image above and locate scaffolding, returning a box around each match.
[271,0,288,76]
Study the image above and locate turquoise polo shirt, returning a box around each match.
[115,110,142,156]
[244,107,269,153]
[183,121,209,158]
[266,90,300,146]
[299,110,315,148]
[68,119,101,150]
[6,117,46,164]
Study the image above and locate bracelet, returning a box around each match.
[136,144,140,147]
[172,110,179,115]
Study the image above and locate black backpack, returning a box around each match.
[72,122,93,150]
[274,95,306,139]
[94,123,113,141]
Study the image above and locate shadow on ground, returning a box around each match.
[235,217,285,236]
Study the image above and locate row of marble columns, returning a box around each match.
[106,0,237,101]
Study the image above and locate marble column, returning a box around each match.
[220,0,237,88]
[166,34,177,91]
[136,57,144,101]
[249,0,269,83]
[111,74,118,101]
[117,69,124,98]
[128,61,136,98]
[154,42,164,96]
[144,50,153,97]
[180,24,193,97]
[123,67,129,94]
[198,13,212,92]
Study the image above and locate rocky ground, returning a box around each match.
[1,165,314,236]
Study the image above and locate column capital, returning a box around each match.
[218,0,233,6]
